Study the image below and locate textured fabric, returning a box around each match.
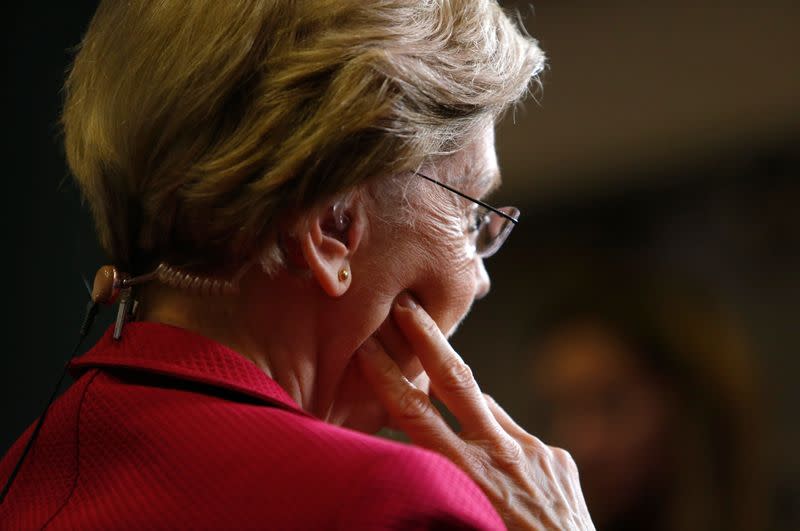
[1,322,504,530]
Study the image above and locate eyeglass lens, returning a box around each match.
[476,206,519,258]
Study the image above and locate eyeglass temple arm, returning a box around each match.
[414,172,518,224]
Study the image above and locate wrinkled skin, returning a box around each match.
[357,294,595,530]
[330,126,593,529]
[144,125,595,530]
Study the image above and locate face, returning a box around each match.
[531,323,674,527]
[320,126,500,432]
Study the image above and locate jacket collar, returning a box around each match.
[69,321,313,418]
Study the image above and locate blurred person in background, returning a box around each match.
[526,277,765,531]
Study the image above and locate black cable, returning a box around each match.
[0,300,99,504]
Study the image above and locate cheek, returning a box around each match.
[364,207,479,333]
[416,221,479,332]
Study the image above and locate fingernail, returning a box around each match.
[396,292,417,310]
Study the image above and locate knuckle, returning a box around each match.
[551,446,578,469]
[518,433,540,449]
[493,437,524,466]
[551,446,571,462]
[397,386,435,421]
[438,357,476,394]
[518,433,547,453]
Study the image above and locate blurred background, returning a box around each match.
[3,2,798,530]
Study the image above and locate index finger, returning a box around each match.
[391,293,501,438]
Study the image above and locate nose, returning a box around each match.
[474,257,491,300]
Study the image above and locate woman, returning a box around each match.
[1,1,593,529]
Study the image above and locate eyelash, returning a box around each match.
[467,206,488,233]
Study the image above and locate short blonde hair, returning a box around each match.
[63,0,545,272]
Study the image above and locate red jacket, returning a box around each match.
[0,322,504,530]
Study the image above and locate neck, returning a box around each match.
[136,267,328,417]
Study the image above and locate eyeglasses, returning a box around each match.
[414,172,519,258]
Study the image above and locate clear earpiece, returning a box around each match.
[332,201,350,232]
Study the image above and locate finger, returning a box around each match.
[392,294,500,437]
[375,315,424,383]
[483,393,530,440]
[375,319,430,397]
[550,447,581,499]
[357,337,462,454]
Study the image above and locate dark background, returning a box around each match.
[3,2,798,529]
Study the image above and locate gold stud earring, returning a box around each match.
[338,267,350,282]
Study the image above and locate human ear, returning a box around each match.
[299,198,365,297]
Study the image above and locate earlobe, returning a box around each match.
[299,200,364,298]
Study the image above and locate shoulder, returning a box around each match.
[73,371,503,528]
[332,436,505,530]
[227,411,504,529]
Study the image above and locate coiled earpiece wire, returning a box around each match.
[0,262,246,504]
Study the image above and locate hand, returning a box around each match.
[357,294,595,531]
